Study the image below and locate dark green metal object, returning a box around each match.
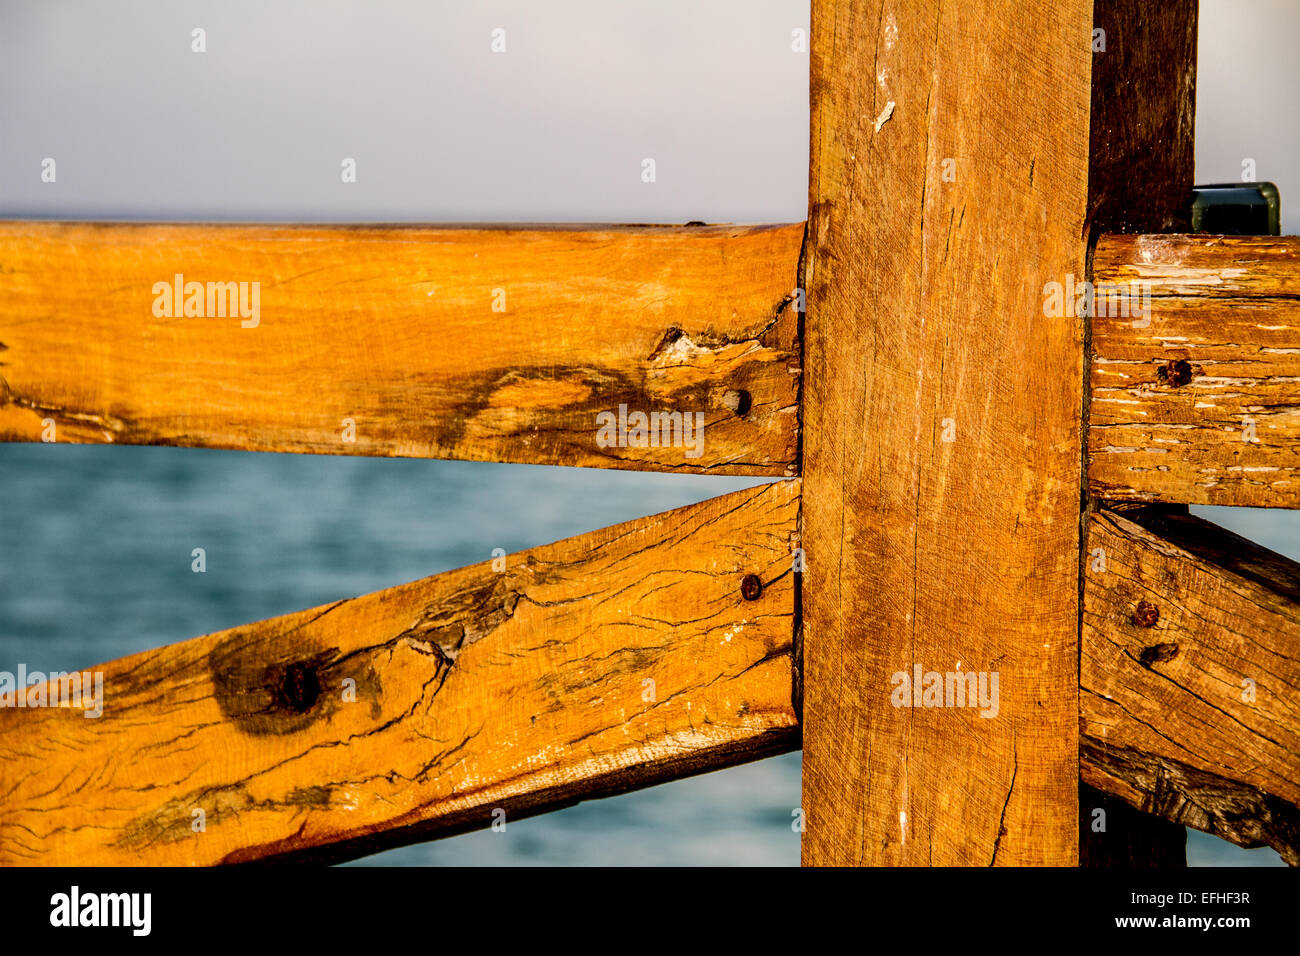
[1190,182,1280,236]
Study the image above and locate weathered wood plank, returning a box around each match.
[0,222,803,475]
[1082,741,1300,867]
[1081,505,1300,863]
[1090,235,1300,508]
[800,0,1089,865]
[1087,0,1197,234]
[0,480,800,865]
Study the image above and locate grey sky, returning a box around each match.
[1,1,1293,230]
[0,0,809,222]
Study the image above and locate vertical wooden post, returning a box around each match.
[1088,0,1198,234]
[1081,0,1198,863]
[800,0,1092,865]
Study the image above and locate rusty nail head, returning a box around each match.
[1132,600,1159,628]
[1158,359,1194,388]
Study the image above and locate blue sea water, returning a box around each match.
[0,444,1284,865]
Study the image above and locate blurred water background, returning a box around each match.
[1,0,1296,865]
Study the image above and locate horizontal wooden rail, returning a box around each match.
[1089,234,1300,508]
[0,222,804,475]
[0,480,800,865]
[1081,504,1300,864]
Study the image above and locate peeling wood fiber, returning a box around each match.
[1090,235,1300,508]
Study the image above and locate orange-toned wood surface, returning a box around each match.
[799,0,1089,865]
[0,481,800,865]
[1081,505,1300,863]
[1090,235,1300,508]
[0,222,803,474]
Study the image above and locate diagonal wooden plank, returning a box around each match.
[1078,0,1203,868]
[1090,234,1300,508]
[0,480,800,865]
[1081,505,1300,863]
[0,222,803,475]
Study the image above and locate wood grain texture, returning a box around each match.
[799,0,1089,865]
[0,480,800,865]
[0,222,803,475]
[1090,235,1300,508]
[1082,505,1300,863]
[1082,741,1300,866]
[1088,0,1197,234]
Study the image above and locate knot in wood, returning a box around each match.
[274,661,321,713]
[740,574,764,601]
